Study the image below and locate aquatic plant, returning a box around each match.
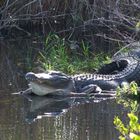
[114,113,140,140]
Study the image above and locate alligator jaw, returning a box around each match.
[28,82,65,96]
[25,71,76,96]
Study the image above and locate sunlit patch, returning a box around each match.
[36,73,52,79]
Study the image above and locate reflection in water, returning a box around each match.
[23,94,74,123]
[0,40,135,140]
[0,89,128,140]
[22,93,116,124]
[22,93,94,123]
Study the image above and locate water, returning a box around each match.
[0,39,135,140]
[0,90,127,140]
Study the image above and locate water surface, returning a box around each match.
[0,39,134,140]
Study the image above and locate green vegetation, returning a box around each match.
[114,113,140,140]
[114,82,140,140]
[116,98,139,114]
[116,82,140,112]
[117,81,139,97]
[38,34,111,74]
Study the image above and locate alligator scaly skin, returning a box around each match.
[72,56,139,92]
[24,45,140,96]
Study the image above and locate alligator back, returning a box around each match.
[73,55,139,91]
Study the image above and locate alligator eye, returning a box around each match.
[25,72,37,81]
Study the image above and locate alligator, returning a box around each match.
[23,45,140,97]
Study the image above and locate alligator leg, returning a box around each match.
[80,84,102,94]
[20,88,32,94]
[45,86,102,97]
[81,85,116,98]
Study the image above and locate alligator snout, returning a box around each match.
[25,72,37,81]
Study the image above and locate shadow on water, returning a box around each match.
[0,39,138,140]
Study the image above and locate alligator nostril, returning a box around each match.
[25,72,36,81]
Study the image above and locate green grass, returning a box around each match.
[38,34,111,74]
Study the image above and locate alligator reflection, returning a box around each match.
[22,92,115,123]
[25,95,72,123]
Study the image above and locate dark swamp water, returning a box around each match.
[0,39,138,140]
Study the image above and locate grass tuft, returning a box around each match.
[38,34,111,74]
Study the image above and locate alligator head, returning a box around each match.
[25,71,75,96]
